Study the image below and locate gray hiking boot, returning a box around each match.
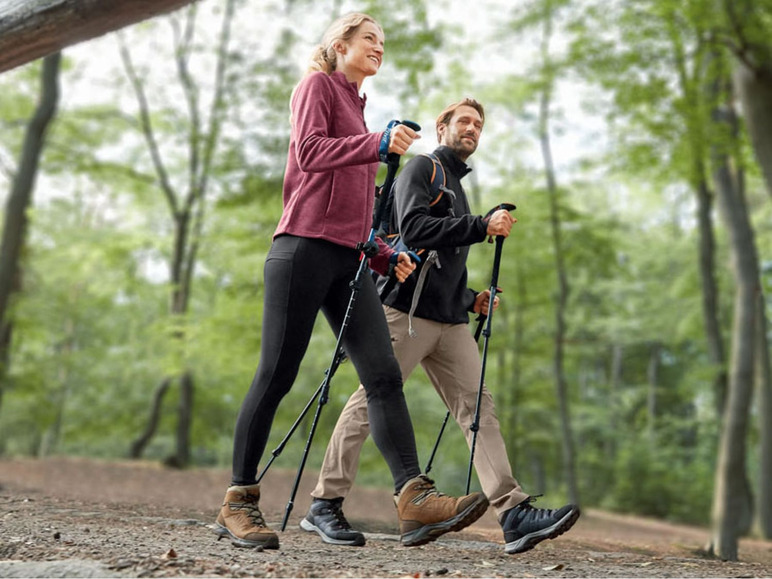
[500,498,580,554]
[300,497,365,546]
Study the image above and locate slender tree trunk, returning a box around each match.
[129,377,173,459]
[541,85,579,506]
[174,370,194,467]
[730,16,772,543]
[647,342,660,442]
[733,65,772,200]
[508,264,526,472]
[695,180,727,419]
[707,69,759,560]
[0,52,61,417]
[537,2,579,506]
[0,324,10,418]
[755,292,772,538]
[607,344,623,460]
[731,46,772,542]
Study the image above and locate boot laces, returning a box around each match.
[232,493,267,527]
[521,494,541,508]
[326,500,354,530]
[413,475,446,499]
[517,495,556,520]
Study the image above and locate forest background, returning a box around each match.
[1,0,771,563]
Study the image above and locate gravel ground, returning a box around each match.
[1,457,771,578]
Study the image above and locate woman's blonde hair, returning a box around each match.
[307,12,383,75]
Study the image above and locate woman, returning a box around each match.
[214,13,488,550]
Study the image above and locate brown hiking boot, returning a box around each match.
[395,475,489,546]
[213,484,279,549]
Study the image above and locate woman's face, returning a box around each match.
[335,21,385,86]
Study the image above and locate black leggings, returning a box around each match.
[231,235,420,491]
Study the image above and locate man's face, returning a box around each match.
[438,105,483,161]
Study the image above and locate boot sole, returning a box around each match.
[505,505,580,554]
[299,518,366,546]
[401,493,489,547]
[213,522,280,549]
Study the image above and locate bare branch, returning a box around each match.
[117,32,179,216]
[181,0,236,296]
[171,6,201,216]
[197,0,237,199]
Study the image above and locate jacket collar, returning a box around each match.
[330,70,367,109]
[434,145,472,179]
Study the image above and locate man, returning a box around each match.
[301,98,580,554]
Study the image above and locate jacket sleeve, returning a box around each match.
[291,73,381,173]
[368,237,394,276]
[395,156,487,249]
[465,288,478,312]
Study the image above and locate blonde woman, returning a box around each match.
[214,13,488,551]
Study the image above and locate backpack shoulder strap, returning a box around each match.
[419,152,447,207]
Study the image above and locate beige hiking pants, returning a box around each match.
[311,306,529,516]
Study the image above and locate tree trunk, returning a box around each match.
[710,273,756,561]
[707,68,759,560]
[733,65,772,200]
[129,377,172,459]
[538,2,579,506]
[723,5,772,540]
[607,343,623,460]
[694,180,727,419]
[0,0,194,73]
[0,324,11,421]
[647,342,660,442]
[0,52,61,416]
[508,264,526,472]
[732,43,772,543]
[755,292,772,538]
[172,370,194,468]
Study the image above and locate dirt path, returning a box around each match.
[1,457,770,577]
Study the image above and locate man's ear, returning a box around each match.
[437,124,447,143]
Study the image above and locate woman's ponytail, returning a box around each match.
[307,44,336,75]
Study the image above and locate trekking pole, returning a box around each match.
[466,234,505,493]
[279,120,421,531]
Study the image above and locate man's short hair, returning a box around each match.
[435,98,485,142]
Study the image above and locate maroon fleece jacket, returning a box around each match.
[275,70,391,274]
